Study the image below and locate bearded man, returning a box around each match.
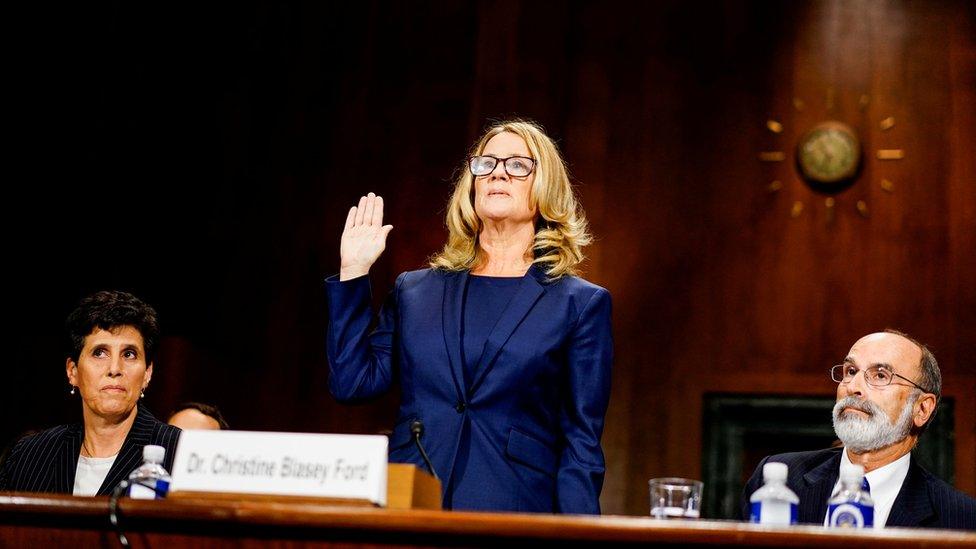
[740,330,975,529]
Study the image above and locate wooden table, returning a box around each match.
[2,492,974,547]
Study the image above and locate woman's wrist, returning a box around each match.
[339,267,369,281]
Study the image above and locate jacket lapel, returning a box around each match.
[799,449,842,524]
[57,424,83,493]
[96,405,156,496]
[441,269,469,399]
[885,456,934,527]
[467,265,546,395]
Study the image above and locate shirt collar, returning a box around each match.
[839,447,911,490]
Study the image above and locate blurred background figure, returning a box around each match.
[168,402,229,430]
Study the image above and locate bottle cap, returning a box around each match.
[840,463,865,485]
[762,462,788,482]
[143,444,165,463]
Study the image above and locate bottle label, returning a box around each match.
[129,480,156,500]
[750,501,798,525]
[828,501,874,528]
[155,478,170,497]
[129,478,170,500]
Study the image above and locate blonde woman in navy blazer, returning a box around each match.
[327,120,612,513]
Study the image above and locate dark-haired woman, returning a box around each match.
[0,291,180,495]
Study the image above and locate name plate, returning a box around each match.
[170,430,388,506]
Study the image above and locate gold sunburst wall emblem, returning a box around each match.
[758,90,903,223]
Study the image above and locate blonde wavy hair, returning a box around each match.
[429,120,592,279]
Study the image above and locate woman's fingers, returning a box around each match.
[372,195,384,226]
[364,192,377,226]
[347,193,385,229]
[355,195,367,225]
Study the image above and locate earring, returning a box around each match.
[70,386,76,395]
[141,390,145,399]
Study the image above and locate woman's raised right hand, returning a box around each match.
[339,193,394,281]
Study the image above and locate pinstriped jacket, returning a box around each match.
[0,405,180,496]
[740,447,976,530]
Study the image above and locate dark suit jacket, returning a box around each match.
[741,447,976,530]
[326,266,613,514]
[0,405,181,496]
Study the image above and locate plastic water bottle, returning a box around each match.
[827,464,874,528]
[749,462,799,525]
[127,445,171,499]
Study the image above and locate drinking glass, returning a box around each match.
[649,477,703,519]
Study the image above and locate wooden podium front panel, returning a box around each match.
[387,463,442,510]
[1,493,975,548]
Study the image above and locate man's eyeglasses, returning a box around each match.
[830,364,931,393]
[469,155,536,178]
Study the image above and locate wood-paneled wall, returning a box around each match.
[4,0,974,516]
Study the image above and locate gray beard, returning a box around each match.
[832,393,917,453]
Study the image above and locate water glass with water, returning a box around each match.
[649,477,703,519]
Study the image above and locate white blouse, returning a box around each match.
[73,454,118,496]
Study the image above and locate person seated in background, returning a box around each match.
[741,330,975,529]
[0,290,181,496]
[168,402,228,430]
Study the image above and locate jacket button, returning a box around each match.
[455,402,466,413]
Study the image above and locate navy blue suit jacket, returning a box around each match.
[326,266,613,514]
[741,447,976,530]
[0,406,181,496]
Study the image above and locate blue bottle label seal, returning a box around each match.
[828,501,874,528]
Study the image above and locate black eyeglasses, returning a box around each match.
[830,364,931,393]
[468,155,536,178]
